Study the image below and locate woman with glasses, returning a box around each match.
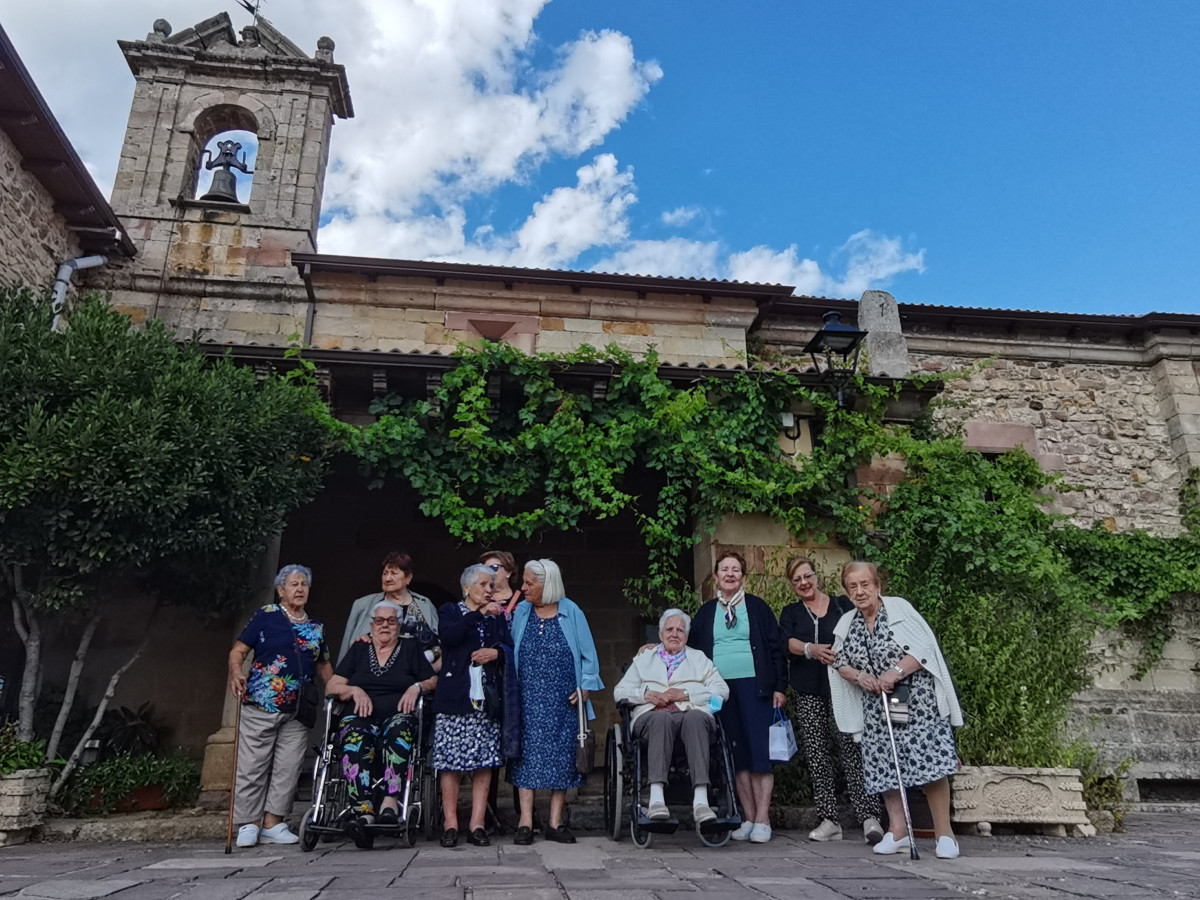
[779,556,883,844]
[431,564,511,847]
[325,599,437,848]
[478,549,523,615]
[687,551,786,843]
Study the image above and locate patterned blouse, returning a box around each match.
[237,604,331,715]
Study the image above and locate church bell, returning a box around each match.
[200,168,241,203]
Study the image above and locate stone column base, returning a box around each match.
[952,765,1089,827]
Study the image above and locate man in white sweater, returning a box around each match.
[614,609,730,824]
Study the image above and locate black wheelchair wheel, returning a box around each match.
[603,724,624,841]
[422,767,441,841]
[299,808,319,852]
[630,815,653,849]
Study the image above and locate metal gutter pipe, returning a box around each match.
[51,255,108,331]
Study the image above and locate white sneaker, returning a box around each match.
[873,831,911,854]
[862,816,885,844]
[935,835,960,859]
[808,818,842,841]
[258,822,300,844]
[235,823,259,847]
[749,823,772,843]
[729,820,754,841]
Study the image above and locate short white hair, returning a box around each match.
[369,599,403,619]
[658,608,691,636]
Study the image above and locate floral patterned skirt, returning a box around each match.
[431,710,502,772]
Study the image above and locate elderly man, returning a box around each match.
[614,609,730,824]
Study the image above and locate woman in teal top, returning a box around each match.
[688,551,787,844]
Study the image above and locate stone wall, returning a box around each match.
[910,353,1185,535]
[0,127,82,290]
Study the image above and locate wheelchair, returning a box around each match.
[603,700,742,849]
[297,690,438,851]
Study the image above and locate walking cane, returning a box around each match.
[880,692,919,860]
[224,694,243,854]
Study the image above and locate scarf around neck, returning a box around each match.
[718,587,746,628]
[656,644,687,680]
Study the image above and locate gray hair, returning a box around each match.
[658,608,691,636]
[370,599,403,619]
[460,563,494,593]
[524,559,565,605]
[274,564,312,589]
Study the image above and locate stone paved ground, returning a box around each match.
[2,812,1199,899]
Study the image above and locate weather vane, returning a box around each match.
[236,0,265,25]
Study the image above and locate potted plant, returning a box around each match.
[0,722,51,846]
[58,750,200,816]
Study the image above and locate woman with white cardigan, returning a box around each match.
[613,609,730,824]
[829,561,964,859]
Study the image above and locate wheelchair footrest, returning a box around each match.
[698,816,741,835]
[636,812,680,834]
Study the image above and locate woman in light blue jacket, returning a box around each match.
[507,558,602,845]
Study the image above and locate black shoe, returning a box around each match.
[346,815,374,850]
[467,827,490,846]
[378,807,399,827]
[440,827,458,848]
[513,825,534,845]
[543,824,576,844]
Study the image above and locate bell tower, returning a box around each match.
[100,12,352,332]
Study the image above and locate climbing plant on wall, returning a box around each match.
[350,340,1200,767]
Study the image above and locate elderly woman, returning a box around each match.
[614,609,729,824]
[228,564,333,848]
[688,551,786,843]
[829,561,964,859]
[431,564,511,848]
[325,599,437,847]
[779,555,883,844]
[508,559,603,845]
[479,549,523,615]
[339,551,439,664]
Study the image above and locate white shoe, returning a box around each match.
[258,822,300,844]
[647,800,670,821]
[862,816,884,844]
[873,831,911,854]
[729,820,754,841]
[935,835,960,859]
[235,824,259,848]
[749,823,772,843]
[808,818,842,842]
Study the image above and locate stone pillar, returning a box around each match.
[858,290,911,378]
[1151,356,1200,482]
[198,533,282,803]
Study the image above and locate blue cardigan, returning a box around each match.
[511,597,604,720]
[689,593,787,698]
[433,601,511,717]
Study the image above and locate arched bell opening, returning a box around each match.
[188,105,261,204]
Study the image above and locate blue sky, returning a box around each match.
[5,1,1197,314]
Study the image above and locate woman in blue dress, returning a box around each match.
[508,558,602,845]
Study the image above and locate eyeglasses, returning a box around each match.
[486,563,501,571]
[371,617,399,626]
[790,572,817,583]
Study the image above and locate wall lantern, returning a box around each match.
[801,309,868,408]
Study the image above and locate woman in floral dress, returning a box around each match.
[508,559,602,845]
[829,561,964,860]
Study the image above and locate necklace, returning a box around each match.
[281,604,308,624]
[368,642,399,676]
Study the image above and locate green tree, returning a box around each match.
[0,287,333,789]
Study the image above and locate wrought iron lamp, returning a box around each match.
[801,310,868,408]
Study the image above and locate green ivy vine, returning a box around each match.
[348,340,1200,766]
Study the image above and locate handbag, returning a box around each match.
[574,682,596,776]
[886,681,911,727]
[768,707,799,762]
[289,618,320,729]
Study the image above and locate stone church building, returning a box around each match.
[2,13,1198,802]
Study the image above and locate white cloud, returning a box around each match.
[660,206,700,227]
[4,1,926,297]
[592,238,721,279]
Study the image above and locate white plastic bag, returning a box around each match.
[768,707,798,762]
